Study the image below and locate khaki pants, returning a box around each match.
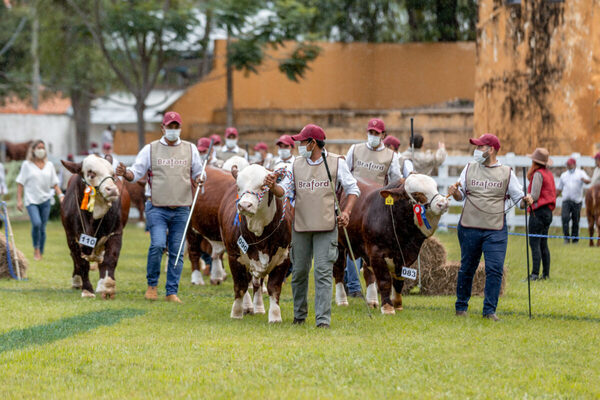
[291,227,338,326]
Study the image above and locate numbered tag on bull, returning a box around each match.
[79,233,97,248]
[385,195,394,206]
[401,266,417,280]
[237,236,249,254]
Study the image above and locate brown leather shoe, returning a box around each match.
[144,286,158,300]
[483,313,500,322]
[165,294,182,303]
[455,310,467,317]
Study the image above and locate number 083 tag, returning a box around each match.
[79,234,97,248]
[401,266,417,280]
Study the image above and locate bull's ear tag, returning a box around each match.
[385,195,394,206]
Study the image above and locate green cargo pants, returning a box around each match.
[291,226,338,326]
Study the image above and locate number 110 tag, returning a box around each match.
[237,236,249,254]
[79,234,97,248]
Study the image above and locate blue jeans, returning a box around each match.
[344,254,363,293]
[455,224,508,316]
[145,201,190,296]
[26,199,51,253]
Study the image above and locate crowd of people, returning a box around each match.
[2,114,600,325]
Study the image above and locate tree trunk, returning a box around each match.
[226,27,234,127]
[435,0,458,41]
[70,88,91,155]
[31,3,40,110]
[135,100,146,151]
[200,9,212,78]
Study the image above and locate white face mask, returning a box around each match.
[226,138,237,149]
[298,145,312,158]
[164,129,181,142]
[34,148,46,159]
[367,134,381,148]
[278,148,291,160]
[473,149,488,164]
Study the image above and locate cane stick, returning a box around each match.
[321,150,372,318]
[173,139,214,269]
[3,202,20,280]
[522,167,532,319]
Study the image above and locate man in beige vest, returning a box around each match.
[343,118,400,297]
[117,111,204,303]
[215,127,248,162]
[264,124,360,328]
[402,133,447,176]
[448,133,532,321]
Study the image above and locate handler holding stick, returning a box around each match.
[116,112,204,303]
[264,124,360,328]
[448,134,533,321]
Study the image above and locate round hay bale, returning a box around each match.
[402,236,507,296]
[0,235,28,279]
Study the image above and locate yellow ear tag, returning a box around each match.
[385,195,394,206]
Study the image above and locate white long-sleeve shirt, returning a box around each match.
[278,150,360,200]
[558,168,590,203]
[456,161,526,208]
[345,143,402,183]
[127,137,204,197]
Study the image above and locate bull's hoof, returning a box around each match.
[81,290,95,298]
[89,262,98,271]
[381,304,395,315]
[102,292,116,300]
[366,283,379,308]
[191,270,205,285]
[210,279,221,285]
[231,300,244,319]
[254,305,266,314]
[335,283,349,306]
[368,301,379,309]
[72,275,83,289]
[243,308,254,316]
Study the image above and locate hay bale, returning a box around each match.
[0,235,28,279]
[401,236,506,296]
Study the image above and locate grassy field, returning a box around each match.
[1,220,599,399]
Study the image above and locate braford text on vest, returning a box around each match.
[297,179,330,191]
[355,159,385,171]
[156,158,189,168]
[470,178,504,189]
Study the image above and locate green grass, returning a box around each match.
[1,220,599,399]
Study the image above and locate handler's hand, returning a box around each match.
[523,194,534,207]
[447,182,460,197]
[337,211,350,228]
[263,173,277,191]
[115,162,127,177]
[16,199,23,212]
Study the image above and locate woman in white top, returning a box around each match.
[16,140,64,260]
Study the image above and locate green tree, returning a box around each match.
[0,5,32,100]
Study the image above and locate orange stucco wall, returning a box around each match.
[170,40,476,137]
[474,0,600,156]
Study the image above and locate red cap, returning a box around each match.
[90,142,98,148]
[254,142,268,151]
[209,134,222,145]
[197,137,211,152]
[594,152,600,160]
[291,124,326,142]
[276,134,295,148]
[163,111,182,126]
[367,118,385,133]
[383,135,401,151]
[567,157,576,166]
[469,133,501,151]
[102,143,112,151]
[225,127,238,138]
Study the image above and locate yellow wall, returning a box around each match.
[170,40,476,137]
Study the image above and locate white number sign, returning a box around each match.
[401,266,417,280]
[237,236,249,254]
[79,234,97,248]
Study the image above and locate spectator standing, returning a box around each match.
[401,133,447,176]
[557,158,591,244]
[591,152,600,186]
[526,148,556,280]
[16,140,64,260]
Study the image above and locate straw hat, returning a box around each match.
[527,148,553,166]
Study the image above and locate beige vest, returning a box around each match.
[216,147,248,161]
[293,154,339,232]
[351,143,393,185]
[460,162,511,230]
[150,140,193,207]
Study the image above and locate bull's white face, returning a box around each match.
[237,164,270,216]
[222,156,250,173]
[82,156,119,203]
[404,174,449,215]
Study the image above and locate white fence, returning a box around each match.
[435,153,596,231]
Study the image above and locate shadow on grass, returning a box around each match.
[0,308,146,353]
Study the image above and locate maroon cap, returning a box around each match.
[367,118,385,133]
[469,133,501,151]
[163,111,182,126]
[276,134,295,148]
[383,135,401,151]
[291,124,326,142]
[209,134,222,145]
[197,137,211,152]
[594,152,600,160]
[254,142,268,151]
[225,127,238,138]
[90,142,98,148]
[567,157,576,166]
[102,142,112,151]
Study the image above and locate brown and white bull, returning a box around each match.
[333,174,449,314]
[218,164,292,323]
[61,155,130,299]
[585,184,600,247]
